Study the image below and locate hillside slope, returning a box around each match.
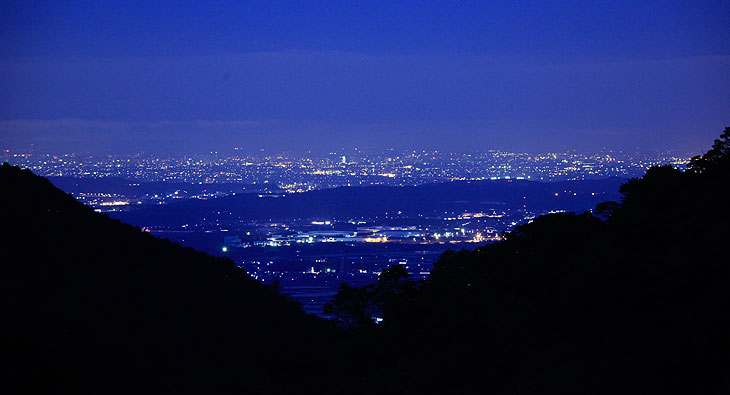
[324,129,730,394]
[0,163,339,394]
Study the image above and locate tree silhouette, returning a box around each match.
[322,127,730,394]
[323,283,377,329]
[324,264,417,329]
[688,126,730,174]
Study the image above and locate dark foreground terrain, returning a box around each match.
[3,128,730,394]
[1,162,344,394]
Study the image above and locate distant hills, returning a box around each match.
[47,175,271,198]
[110,177,625,227]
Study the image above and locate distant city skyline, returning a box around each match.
[5,147,690,190]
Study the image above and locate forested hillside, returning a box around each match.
[325,128,730,394]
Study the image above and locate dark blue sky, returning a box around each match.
[1,1,728,154]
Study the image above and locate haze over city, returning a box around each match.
[1,1,728,155]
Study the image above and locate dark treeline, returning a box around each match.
[2,127,729,394]
[324,127,730,394]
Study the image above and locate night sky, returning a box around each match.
[1,1,728,154]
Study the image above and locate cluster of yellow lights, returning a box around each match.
[312,169,341,175]
[458,212,504,219]
[98,201,130,206]
[364,236,389,243]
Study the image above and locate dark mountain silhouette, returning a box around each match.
[0,163,341,394]
[325,128,730,394]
